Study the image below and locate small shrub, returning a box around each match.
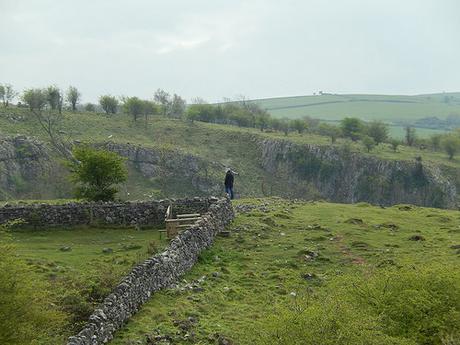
[254,263,460,345]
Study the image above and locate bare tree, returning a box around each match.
[22,88,74,161]
[66,86,81,111]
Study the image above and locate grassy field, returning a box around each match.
[252,93,460,139]
[108,198,460,345]
[253,93,460,122]
[6,225,167,342]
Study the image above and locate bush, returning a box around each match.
[0,228,65,344]
[69,146,127,201]
[255,264,460,345]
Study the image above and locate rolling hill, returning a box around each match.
[252,92,460,138]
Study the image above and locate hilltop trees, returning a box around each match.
[362,135,376,152]
[122,97,157,124]
[170,94,186,118]
[66,86,81,111]
[405,126,416,146]
[341,117,364,141]
[318,123,341,143]
[441,135,460,160]
[22,88,47,111]
[366,121,388,145]
[99,95,119,114]
[123,97,144,122]
[22,88,73,160]
[0,84,17,107]
[46,85,63,113]
[69,146,127,201]
[154,89,171,116]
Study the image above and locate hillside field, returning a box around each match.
[253,93,460,138]
[109,198,460,345]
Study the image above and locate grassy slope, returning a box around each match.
[253,93,460,122]
[2,106,460,168]
[109,198,460,344]
[2,106,460,202]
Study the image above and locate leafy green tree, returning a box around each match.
[430,134,442,151]
[290,119,307,134]
[66,86,81,111]
[99,95,118,114]
[46,85,62,112]
[362,135,376,152]
[84,103,96,112]
[366,120,388,145]
[441,135,460,160]
[22,88,47,111]
[390,139,400,152]
[141,100,158,126]
[69,146,127,201]
[340,117,364,141]
[153,88,171,116]
[318,123,341,143]
[405,126,416,146]
[123,96,144,121]
[255,112,270,131]
[0,228,65,344]
[170,94,186,118]
[187,103,215,123]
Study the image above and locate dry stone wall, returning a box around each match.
[0,198,212,228]
[63,197,233,345]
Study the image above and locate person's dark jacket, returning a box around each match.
[224,171,234,188]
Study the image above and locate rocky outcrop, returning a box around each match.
[260,139,457,208]
[0,136,63,199]
[66,197,234,345]
[99,142,222,195]
[0,135,457,208]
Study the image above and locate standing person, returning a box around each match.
[224,169,236,199]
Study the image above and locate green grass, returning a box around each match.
[253,92,460,122]
[12,226,165,272]
[7,225,167,342]
[109,198,460,344]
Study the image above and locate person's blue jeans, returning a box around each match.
[225,186,234,199]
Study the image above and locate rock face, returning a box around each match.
[0,135,457,208]
[66,197,234,345]
[260,139,457,208]
[0,136,58,199]
[100,142,222,195]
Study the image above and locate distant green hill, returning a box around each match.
[253,93,460,138]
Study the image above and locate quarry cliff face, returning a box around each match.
[0,135,457,208]
[260,139,457,208]
[99,142,222,195]
[0,136,67,199]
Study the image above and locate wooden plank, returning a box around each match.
[166,217,200,223]
[177,213,200,218]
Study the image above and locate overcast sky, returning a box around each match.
[1,0,459,103]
